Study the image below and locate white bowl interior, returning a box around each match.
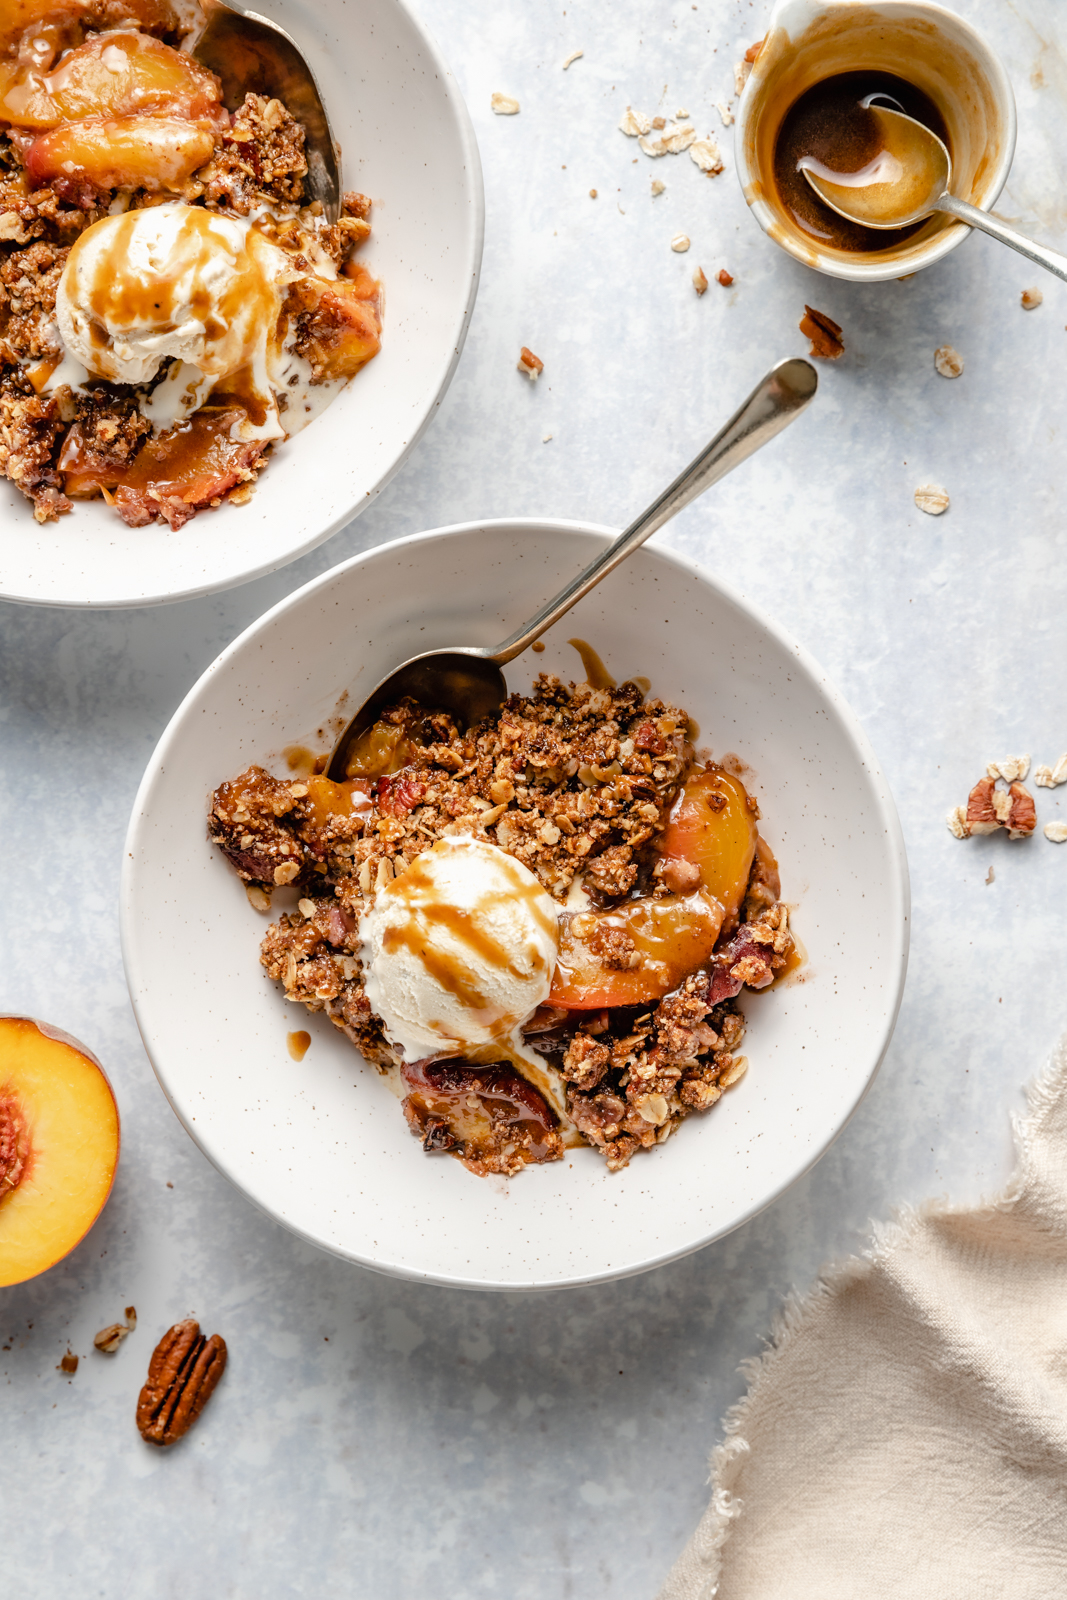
[0,0,482,607]
[122,522,909,1289]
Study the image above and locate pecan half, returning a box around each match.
[136,1319,227,1446]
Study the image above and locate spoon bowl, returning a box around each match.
[193,0,340,222]
[326,357,818,779]
[801,103,950,229]
[801,101,1067,285]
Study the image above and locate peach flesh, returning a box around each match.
[0,1016,119,1288]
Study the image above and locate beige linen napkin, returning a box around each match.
[660,1047,1067,1600]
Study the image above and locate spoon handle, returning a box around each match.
[937,193,1067,286]
[486,357,818,666]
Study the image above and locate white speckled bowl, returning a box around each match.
[121,521,910,1290]
[0,0,483,608]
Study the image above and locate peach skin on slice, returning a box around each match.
[549,889,725,1010]
[25,116,215,197]
[0,31,223,130]
[0,1015,119,1288]
[657,766,758,932]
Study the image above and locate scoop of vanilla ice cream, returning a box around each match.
[55,203,290,432]
[359,837,560,1065]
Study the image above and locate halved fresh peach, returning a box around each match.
[0,31,223,130]
[657,766,758,930]
[25,116,215,195]
[0,1015,119,1288]
[549,889,725,1010]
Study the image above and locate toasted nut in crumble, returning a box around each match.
[491,93,521,115]
[1035,755,1067,788]
[693,266,709,295]
[800,306,844,360]
[914,484,949,516]
[986,756,1030,782]
[1044,822,1067,843]
[94,1322,130,1354]
[671,233,691,253]
[1021,287,1043,310]
[518,346,544,380]
[934,344,963,378]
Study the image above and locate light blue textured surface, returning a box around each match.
[2,1,1066,1594]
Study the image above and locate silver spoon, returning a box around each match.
[326,357,817,781]
[800,101,1067,285]
[192,0,340,222]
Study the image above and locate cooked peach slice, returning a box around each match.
[288,274,382,383]
[25,116,215,196]
[657,766,758,931]
[3,1,181,55]
[0,1016,119,1288]
[549,889,725,1010]
[301,775,374,832]
[60,405,265,529]
[0,31,223,130]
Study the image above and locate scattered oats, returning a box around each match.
[652,116,666,130]
[542,433,553,443]
[934,344,963,378]
[619,106,652,137]
[651,177,665,196]
[228,484,254,506]
[1021,286,1043,310]
[914,483,949,515]
[946,806,969,839]
[273,859,300,885]
[1035,754,1067,788]
[733,58,752,95]
[985,865,995,884]
[375,857,394,891]
[358,858,373,895]
[639,123,697,157]
[0,211,29,242]
[716,99,735,126]
[986,755,1030,782]
[297,897,317,920]
[1044,821,1067,843]
[671,233,691,252]
[562,48,584,69]
[518,345,544,380]
[675,107,690,118]
[693,265,709,295]
[589,187,597,198]
[720,1054,749,1088]
[491,92,520,115]
[689,136,724,174]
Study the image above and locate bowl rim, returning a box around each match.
[120,518,912,1290]
[735,0,1018,284]
[0,0,485,611]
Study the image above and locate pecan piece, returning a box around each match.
[800,305,844,360]
[136,1319,227,1446]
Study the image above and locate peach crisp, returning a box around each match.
[0,0,381,526]
[209,676,796,1177]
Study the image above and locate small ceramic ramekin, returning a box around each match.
[735,0,1016,282]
